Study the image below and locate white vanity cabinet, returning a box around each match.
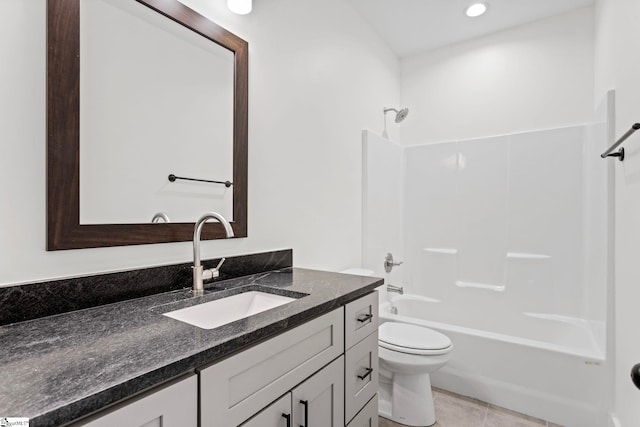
[201,292,378,427]
[73,375,197,427]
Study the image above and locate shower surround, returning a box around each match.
[362,122,610,426]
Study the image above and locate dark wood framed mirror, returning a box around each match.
[47,0,248,250]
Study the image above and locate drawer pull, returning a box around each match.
[282,413,291,427]
[299,400,308,427]
[356,313,373,323]
[357,367,374,380]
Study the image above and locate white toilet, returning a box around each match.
[338,267,452,426]
[378,321,453,426]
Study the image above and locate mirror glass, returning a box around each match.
[80,0,234,224]
[47,0,248,250]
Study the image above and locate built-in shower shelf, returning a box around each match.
[424,248,457,254]
[455,281,505,292]
[423,249,551,260]
[506,252,551,260]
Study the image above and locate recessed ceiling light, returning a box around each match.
[466,3,487,18]
[228,0,252,15]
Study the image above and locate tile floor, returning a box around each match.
[378,388,564,427]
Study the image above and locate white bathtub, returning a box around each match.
[380,294,608,427]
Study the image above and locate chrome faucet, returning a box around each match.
[192,212,235,296]
[387,284,404,295]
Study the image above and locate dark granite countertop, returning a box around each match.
[0,267,382,427]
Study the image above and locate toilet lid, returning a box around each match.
[379,322,452,355]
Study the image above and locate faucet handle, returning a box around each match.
[384,253,403,273]
[202,258,226,281]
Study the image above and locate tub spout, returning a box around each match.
[387,284,404,295]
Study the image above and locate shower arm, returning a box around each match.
[382,107,409,139]
[601,122,640,162]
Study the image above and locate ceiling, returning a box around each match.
[347,0,595,58]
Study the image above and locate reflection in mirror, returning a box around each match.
[80,0,234,224]
[47,0,248,250]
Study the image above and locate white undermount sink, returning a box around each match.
[163,291,297,330]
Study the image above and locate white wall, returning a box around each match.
[400,6,595,145]
[0,0,400,286]
[594,1,640,426]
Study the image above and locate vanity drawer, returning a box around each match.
[346,394,379,427]
[345,291,378,350]
[200,308,344,427]
[73,375,197,427]
[345,330,379,424]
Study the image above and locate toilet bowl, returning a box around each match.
[378,321,453,427]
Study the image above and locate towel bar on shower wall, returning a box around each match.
[601,123,640,161]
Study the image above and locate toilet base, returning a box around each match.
[378,371,436,426]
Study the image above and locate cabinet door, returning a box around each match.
[292,356,344,427]
[345,331,379,424]
[241,393,292,427]
[346,395,378,427]
[74,376,197,427]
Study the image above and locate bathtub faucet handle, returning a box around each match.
[384,253,404,273]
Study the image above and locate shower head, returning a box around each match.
[384,107,409,123]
